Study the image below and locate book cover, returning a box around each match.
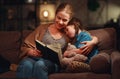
[35,40,62,65]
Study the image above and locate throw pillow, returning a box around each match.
[89,53,110,73]
[65,61,91,73]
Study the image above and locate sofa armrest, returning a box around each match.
[111,51,120,79]
[89,52,111,73]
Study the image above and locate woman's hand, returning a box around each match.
[80,41,96,55]
[80,36,98,55]
[63,51,70,57]
[27,49,42,57]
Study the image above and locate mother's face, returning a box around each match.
[54,11,71,30]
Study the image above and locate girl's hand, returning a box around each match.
[27,49,42,57]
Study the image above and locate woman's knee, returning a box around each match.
[34,60,46,69]
[33,60,47,77]
[18,58,34,70]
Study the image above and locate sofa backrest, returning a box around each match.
[22,30,32,41]
[0,28,116,63]
[89,27,116,54]
[22,28,117,55]
[0,31,21,63]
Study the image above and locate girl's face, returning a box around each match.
[55,11,71,30]
[65,25,75,38]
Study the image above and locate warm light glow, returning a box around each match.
[113,18,117,23]
[43,10,49,18]
[39,4,55,23]
[27,0,33,3]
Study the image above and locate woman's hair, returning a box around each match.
[55,2,74,19]
[67,17,85,43]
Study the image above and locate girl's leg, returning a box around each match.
[16,57,35,78]
[33,58,59,79]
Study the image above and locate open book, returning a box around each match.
[35,40,62,65]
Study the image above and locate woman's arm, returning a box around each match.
[20,25,46,58]
[79,36,98,55]
[63,36,98,56]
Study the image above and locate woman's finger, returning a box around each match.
[81,46,90,55]
[80,41,87,44]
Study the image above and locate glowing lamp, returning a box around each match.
[43,10,49,18]
[39,4,55,23]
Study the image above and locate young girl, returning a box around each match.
[62,17,99,72]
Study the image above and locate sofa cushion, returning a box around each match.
[0,31,20,52]
[0,71,16,78]
[1,49,20,63]
[0,31,21,63]
[89,28,116,52]
[49,72,111,79]
[89,52,111,73]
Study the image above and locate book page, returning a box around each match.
[47,43,61,53]
[35,40,63,65]
[47,43,62,63]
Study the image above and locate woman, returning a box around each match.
[16,2,98,79]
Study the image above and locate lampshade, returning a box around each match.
[39,3,56,23]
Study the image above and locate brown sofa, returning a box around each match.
[0,27,120,79]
